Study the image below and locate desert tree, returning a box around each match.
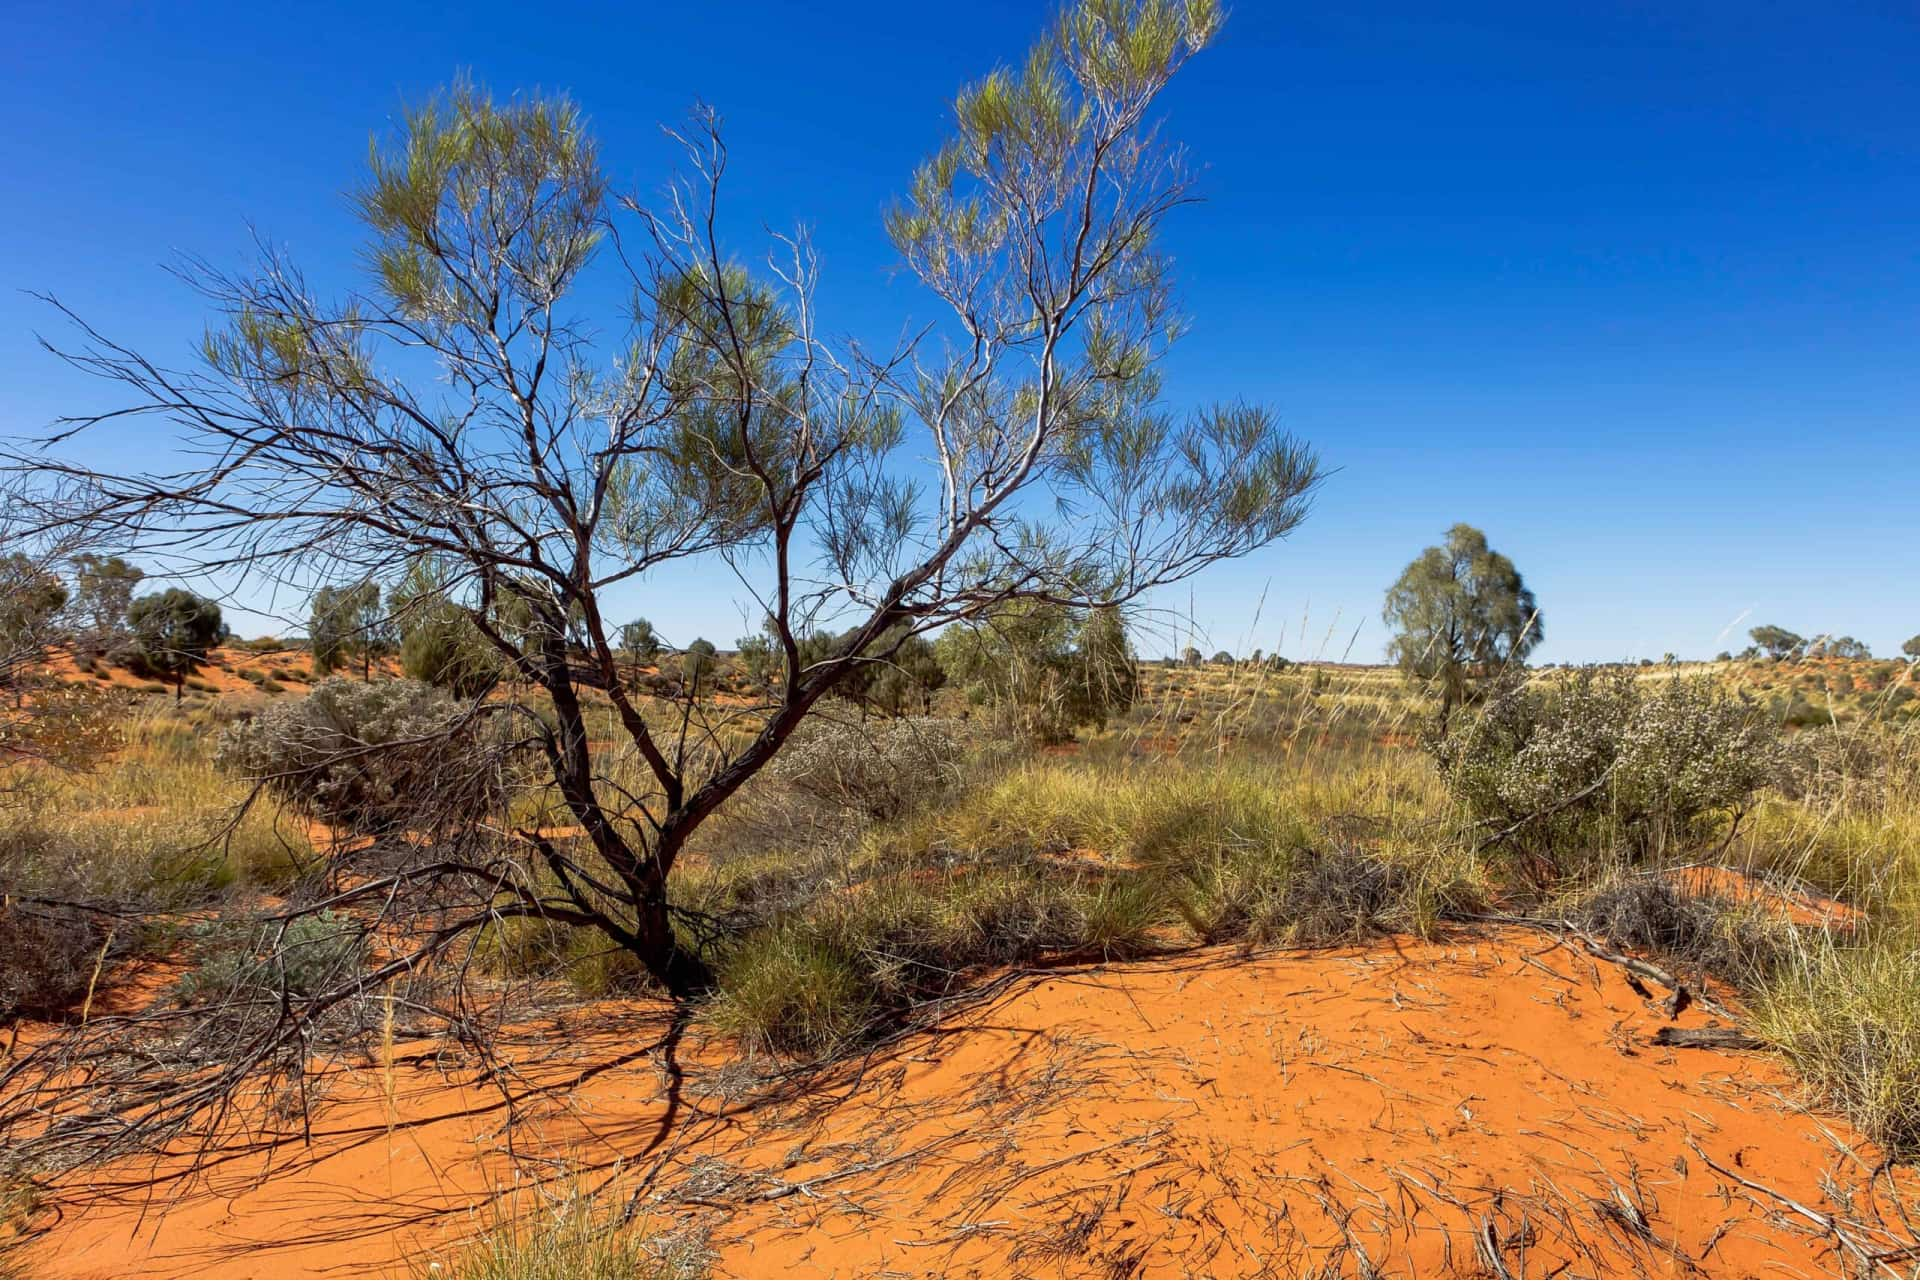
[12,0,1316,998]
[310,579,393,678]
[1384,523,1542,726]
[619,618,662,664]
[0,508,119,772]
[67,554,143,657]
[127,588,223,700]
[0,553,68,698]
[681,637,719,693]
[1904,634,1920,661]
[938,600,1134,740]
[1749,625,1804,661]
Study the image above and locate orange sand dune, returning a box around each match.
[20,930,1918,1279]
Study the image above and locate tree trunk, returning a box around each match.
[628,883,713,998]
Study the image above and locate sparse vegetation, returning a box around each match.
[0,3,1914,1276]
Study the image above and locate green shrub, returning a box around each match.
[174,910,366,1005]
[1430,668,1782,871]
[712,926,874,1056]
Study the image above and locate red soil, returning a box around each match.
[18,930,1916,1279]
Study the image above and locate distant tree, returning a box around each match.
[1181,646,1203,668]
[620,619,662,664]
[1073,606,1138,729]
[1826,636,1871,660]
[127,588,221,700]
[1715,651,1732,662]
[68,554,142,657]
[1904,635,1920,661]
[308,584,353,675]
[0,553,69,695]
[682,638,718,692]
[867,631,949,717]
[316,580,398,679]
[390,564,498,697]
[1209,649,1234,665]
[938,602,1134,740]
[1749,625,1804,661]
[735,628,779,689]
[1384,523,1542,725]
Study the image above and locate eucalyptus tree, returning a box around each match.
[1384,523,1542,725]
[17,0,1317,997]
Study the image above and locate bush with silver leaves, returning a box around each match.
[215,677,506,834]
[765,717,969,822]
[1430,667,1782,871]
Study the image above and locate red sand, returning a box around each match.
[17,929,1916,1279]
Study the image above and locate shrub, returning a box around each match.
[764,717,968,822]
[0,899,114,1021]
[1430,668,1782,871]
[711,926,874,1056]
[173,910,366,1005]
[214,678,505,834]
[1569,877,1787,983]
[1168,843,1417,946]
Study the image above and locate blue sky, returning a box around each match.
[4,1,1915,662]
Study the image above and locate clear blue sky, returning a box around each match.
[4,2,1915,662]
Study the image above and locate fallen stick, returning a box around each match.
[1652,1026,1763,1051]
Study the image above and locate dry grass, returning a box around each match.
[419,1180,710,1280]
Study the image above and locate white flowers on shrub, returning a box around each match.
[1431,668,1783,864]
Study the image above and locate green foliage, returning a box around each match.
[1750,624,1805,660]
[68,554,143,654]
[619,618,661,662]
[1384,524,1541,722]
[0,553,68,688]
[391,563,500,697]
[1429,668,1783,872]
[310,580,392,676]
[866,632,948,717]
[938,603,1137,742]
[681,638,717,690]
[173,910,366,1005]
[214,677,504,833]
[734,629,777,689]
[126,588,222,695]
[1903,634,1920,660]
[1752,931,1920,1158]
[765,718,968,822]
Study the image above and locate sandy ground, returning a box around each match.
[18,928,1917,1280]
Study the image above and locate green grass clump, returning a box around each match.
[711,925,874,1056]
[1750,930,1920,1158]
[425,1186,709,1280]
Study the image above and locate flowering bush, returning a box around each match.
[1430,668,1782,871]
